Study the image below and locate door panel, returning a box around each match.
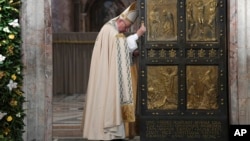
[138,0,228,140]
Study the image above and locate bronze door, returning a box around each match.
[138,0,228,140]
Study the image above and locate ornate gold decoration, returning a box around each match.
[148,49,156,58]
[116,33,125,38]
[159,49,167,58]
[169,49,176,58]
[209,48,217,58]
[198,49,206,58]
[147,0,177,41]
[186,0,218,41]
[147,66,178,110]
[186,66,218,110]
[187,49,195,58]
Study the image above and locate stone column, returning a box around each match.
[21,0,52,140]
[229,0,250,124]
[80,13,87,32]
[236,0,250,124]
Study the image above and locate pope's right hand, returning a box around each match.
[137,23,146,37]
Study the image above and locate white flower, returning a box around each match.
[9,19,20,27]
[16,112,21,118]
[3,26,10,33]
[16,67,21,74]
[0,54,6,62]
[0,112,7,119]
[7,80,18,91]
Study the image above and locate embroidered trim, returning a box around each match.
[116,36,133,105]
[116,33,125,38]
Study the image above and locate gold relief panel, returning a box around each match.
[186,0,218,41]
[147,0,177,41]
[186,66,218,110]
[147,66,178,110]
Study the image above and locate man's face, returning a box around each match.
[118,19,132,33]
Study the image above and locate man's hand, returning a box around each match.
[136,23,146,37]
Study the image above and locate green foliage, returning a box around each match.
[0,0,25,140]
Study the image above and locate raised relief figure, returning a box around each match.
[147,66,178,110]
[147,0,177,41]
[186,1,195,40]
[207,1,217,40]
[162,10,175,38]
[186,0,218,41]
[149,6,161,40]
[187,66,218,110]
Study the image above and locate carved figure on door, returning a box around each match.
[149,6,161,40]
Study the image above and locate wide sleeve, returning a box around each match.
[126,33,138,53]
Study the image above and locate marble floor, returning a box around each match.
[52,93,140,141]
[53,93,85,139]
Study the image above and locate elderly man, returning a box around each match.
[83,1,146,141]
